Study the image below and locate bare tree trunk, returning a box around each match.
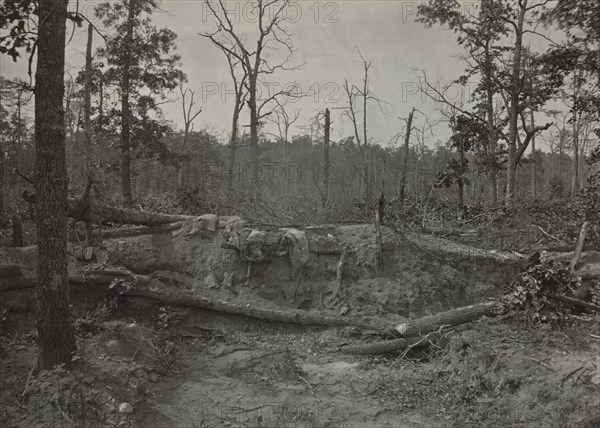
[248,74,259,197]
[83,24,93,172]
[458,140,465,210]
[227,105,240,190]
[121,0,136,208]
[322,108,330,209]
[485,44,498,204]
[505,0,527,206]
[531,110,537,198]
[399,107,415,210]
[571,69,580,196]
[34,0,77,369]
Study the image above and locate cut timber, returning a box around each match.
[570,221,590,272]
[395,301,503,337]
[341,332,442,355]
[23,191,195,226]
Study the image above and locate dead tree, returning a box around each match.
[224,51,248,190]
[201,0,300,194]
[323,108,331,210]
[399,107,415,210]
[177,85,202,188]
[265,100,301,165]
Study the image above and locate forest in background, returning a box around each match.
[1,0,599,236]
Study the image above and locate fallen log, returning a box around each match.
[23,191,195,226]
[549,294,600,312]
[1,272,393,334]
[395,301,503,337]
[405,231,521,263]
[126,283,390,333]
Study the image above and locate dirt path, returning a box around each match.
[139,316,439,428]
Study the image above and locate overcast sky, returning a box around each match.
[1,0,563,150]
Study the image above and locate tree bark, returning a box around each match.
[34,0,77,369]
[120,0,136,208]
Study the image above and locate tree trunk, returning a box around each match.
[121,0,136,208]
[531,110,537,198]
[322,108,331,210]
[485,44,498,204]
[571,69,580,196]
[227,105,240,190]
[458,140,465,210]
[34,0,77,369]
[248,74,259,196]
[399,107,414,209]
[505,0,527,206]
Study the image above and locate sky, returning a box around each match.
[0,0,565,150]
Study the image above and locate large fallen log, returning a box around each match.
[1,272,394,334]
[405,231,521,263]
[395,301,503,337]
[23,191,195,226]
